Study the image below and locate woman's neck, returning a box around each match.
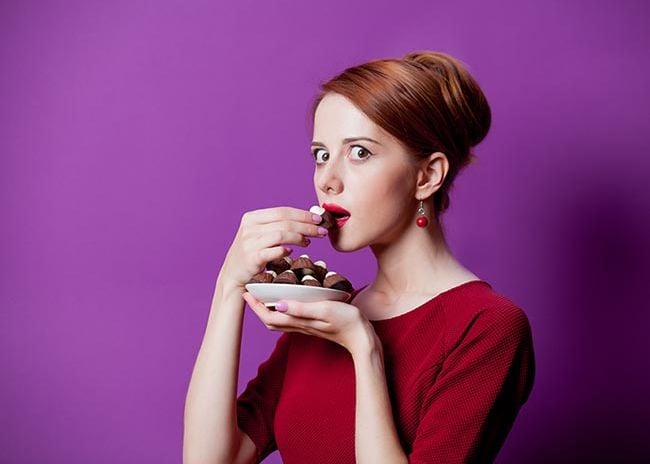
[368,219,476,301]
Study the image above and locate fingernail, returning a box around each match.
[317,227,328,236]
[304,238,311,245]
[275,301,288,312]
[312,214,322,223]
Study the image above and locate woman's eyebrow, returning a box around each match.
[310,136,383,147]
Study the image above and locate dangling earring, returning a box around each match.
[416,200,429,228]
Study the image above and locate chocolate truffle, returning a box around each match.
[313,260,328,283]
[248,270,277,284]
[273,270,298,285]
[266,256,292,274]
[291,254,317,279]
[301,275,321,287]
[323,271,353,293]
[309,205,336,230]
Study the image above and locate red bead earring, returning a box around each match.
[416,200,429,228]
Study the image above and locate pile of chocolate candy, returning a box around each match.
[248,254,353,293]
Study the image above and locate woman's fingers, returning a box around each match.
[254,229,310,250]
[242,293,331,332]
[271,220,328,238]
[253,245,292,269]
[227,206,328,288]
[254,221,327,248]
[243,207,321,226]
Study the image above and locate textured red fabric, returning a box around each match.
[237,280,535,463]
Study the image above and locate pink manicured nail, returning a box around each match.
[312,214,322,223]
[275,301,288,312]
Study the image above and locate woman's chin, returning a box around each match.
[328,232,367,253]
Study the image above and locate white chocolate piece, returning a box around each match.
[265,270,277,278]
[299,254,311,259]
[301,275,318,282]
[309,205,326,215]
[314,260,327,268]
[325,271,338,278]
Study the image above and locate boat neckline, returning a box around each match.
[349,280,492,324]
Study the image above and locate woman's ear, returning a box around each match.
[415,152,449,200]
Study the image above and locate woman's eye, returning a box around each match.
[311,145,372,164]
[312,149,329,164]
[350,145,371,160]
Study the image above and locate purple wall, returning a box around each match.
[2,1,649,462]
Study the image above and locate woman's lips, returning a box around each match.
[322,203,350,216]
[322,203,351,230]
[335,216,350,228]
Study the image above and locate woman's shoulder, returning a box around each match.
[454,282,529,321]
[442,283,533,353]
[445,280,528,315]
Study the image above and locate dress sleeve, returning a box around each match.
[236,332,291,463]
[408,306,536,464]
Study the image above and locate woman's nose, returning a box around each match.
[316,162,343,195]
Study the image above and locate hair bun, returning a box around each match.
[403,51,491,148]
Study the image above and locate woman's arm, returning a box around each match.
[407,306,535,463]
[184,207,320,463]
[351,326,408,464]
[183,278,252,464]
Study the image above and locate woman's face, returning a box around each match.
[311,93,418,251]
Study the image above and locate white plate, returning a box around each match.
[244,283,352,307]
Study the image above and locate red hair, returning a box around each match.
[311,51,491,217]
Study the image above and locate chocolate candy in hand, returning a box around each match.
[309,205,336,230]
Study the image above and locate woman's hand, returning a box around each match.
[218,207,327,293]
[242,292,378,356]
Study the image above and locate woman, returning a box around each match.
[184,51,536,464]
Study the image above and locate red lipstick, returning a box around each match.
[322,203,351,228]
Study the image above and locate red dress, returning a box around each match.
[237,280,536,463]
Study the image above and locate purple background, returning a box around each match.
[2,1,649,463]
